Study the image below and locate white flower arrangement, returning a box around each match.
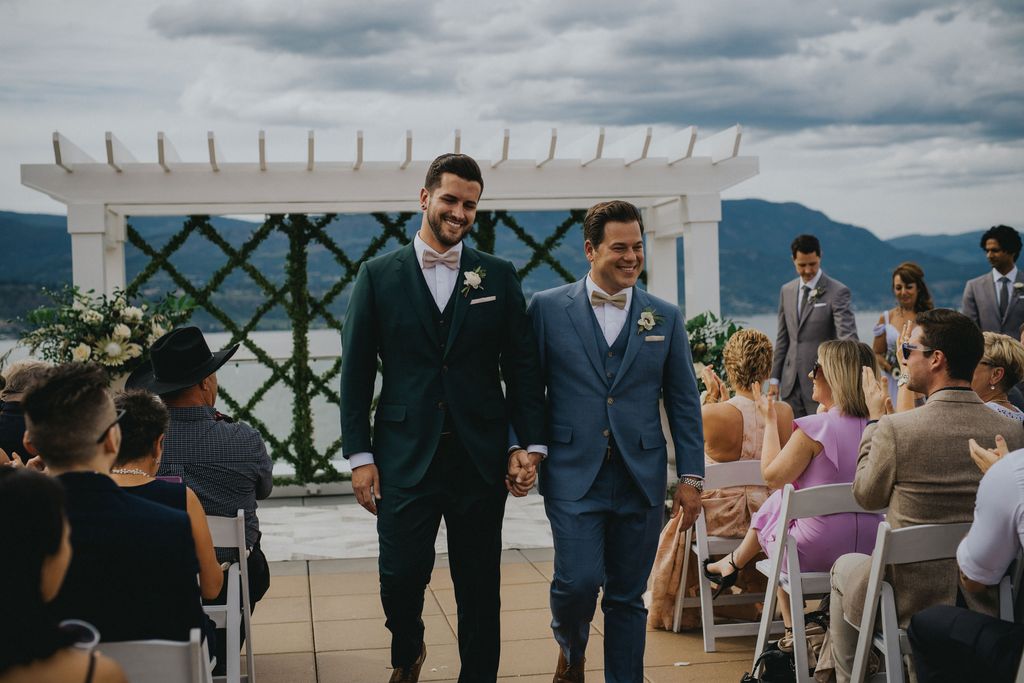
[20,286,194,378]
[461,266,486,296]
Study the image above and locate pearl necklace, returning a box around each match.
[110,467,152,477]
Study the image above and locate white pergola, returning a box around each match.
[20,126,758,316]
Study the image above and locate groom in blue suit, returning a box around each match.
[525,201,704,682]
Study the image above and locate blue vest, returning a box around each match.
[590,297,633,387]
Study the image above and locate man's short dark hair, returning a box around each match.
[114,389,169,466]
[916,308,984,382]
[423,154,484,194]
[22,363,112,467]
[980,225,1021,261]
[583,200,645,248]
[791,234,821,258]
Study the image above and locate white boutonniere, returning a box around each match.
[636,307,665,335]
[1014,282,1023,293]
[461,266,486,297]
[807,286,823,305]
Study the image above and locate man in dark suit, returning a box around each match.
[340,154,546,683]
[527,201,704,682]
[769,234,858,417]
[961,224,1024,336]
[21,363,208,645]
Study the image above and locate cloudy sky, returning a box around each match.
[2,0,1022,237]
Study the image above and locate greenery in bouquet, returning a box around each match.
[20,286,195,377]
[685,311,743,391]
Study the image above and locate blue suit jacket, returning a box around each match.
[528,280,704,506]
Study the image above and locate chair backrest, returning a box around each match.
[703,460,766,491]
[205,509,246,554]
[100,628,212,683]
[781,482,878,522]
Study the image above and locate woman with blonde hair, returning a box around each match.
[703,339,884,635]
[649,328,793,630]
[972,332,1024,422]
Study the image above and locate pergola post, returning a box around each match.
[66,204,126,296]
[681,193,722,318]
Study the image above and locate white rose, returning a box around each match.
[125,343,143,359]
[464,271,482,288]
[121,306,144,322]
[639,311,656,330]
[112,323,132,339]
[80,309,103,325]
[71,343,91,362]
[150,323,167,340]
[104,341,123,358]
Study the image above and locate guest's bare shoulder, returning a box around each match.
[702,402,743,462]
[0,649,125,683]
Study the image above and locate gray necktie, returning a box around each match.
[999,276,1010,318]
[422,249,460,271]
[799,285,811,317]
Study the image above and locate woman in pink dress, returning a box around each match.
[702,339,884,634]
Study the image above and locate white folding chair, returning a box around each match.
[752,483,883,683]
[850,521,973,683]
[204,510,256,683]
[672,460,784,651]
[100,627,213,683]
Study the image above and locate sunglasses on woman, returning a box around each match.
[808,361,823,380]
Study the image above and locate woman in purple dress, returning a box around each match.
[703,339,884,634]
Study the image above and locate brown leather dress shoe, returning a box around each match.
[553,648,585,683]
[388,643,426,683]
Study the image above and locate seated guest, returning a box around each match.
[0,360,50,463]
[0,467,126,683]
[110,389,224,600]
[125,326,273,604]
[907,448,1024,682]
[827,309,1024,683]
[972,331,1024,422]
[703,339,884,639]
[649,329,793,629]
[21,362,208,644]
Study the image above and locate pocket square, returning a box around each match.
[813,302,827,308]
[644,335,665,342]
[470,295,497,305]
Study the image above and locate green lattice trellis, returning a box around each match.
[125,210,588,484]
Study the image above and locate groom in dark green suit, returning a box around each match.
[340,154,546,683]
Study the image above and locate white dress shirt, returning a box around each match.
[991,266,1019,308]
[586,275,633,346]
[796,269,824,318]
[957,450,1024,585]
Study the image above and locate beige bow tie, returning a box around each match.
[422,249,460,271]
[590,290,627,309]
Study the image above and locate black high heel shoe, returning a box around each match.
[702,551,742,599]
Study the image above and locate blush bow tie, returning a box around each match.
[421,249,461,270]
[590,290,627,309]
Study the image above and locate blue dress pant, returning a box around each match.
[544,453,662,683]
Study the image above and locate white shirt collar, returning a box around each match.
[992,266,1018,284]
[413,233,463,268]
[585,274,633,309]
[800,269,824,291]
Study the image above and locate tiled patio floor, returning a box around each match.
[251,550,758,682]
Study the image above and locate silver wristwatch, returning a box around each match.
[679,475,704,493]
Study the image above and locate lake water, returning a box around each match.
[0,310,882,476]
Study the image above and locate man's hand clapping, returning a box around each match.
[968,435,1009,475]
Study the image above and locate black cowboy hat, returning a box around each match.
[125,326,238,395]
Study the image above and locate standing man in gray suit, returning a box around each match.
[961,225,1024,336]
[526,201,704,682]
[769,234,858,417]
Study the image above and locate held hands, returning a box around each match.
[861,366,893,420]
[671,481,701,531]
[352,463,381,516]
[968,435,1009,475]
[506,449,541,497]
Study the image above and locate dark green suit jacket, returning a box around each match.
[340,242,545,488]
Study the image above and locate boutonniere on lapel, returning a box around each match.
[1014,282,1023,297]
[461,266,486,297]
[807,286,824,305]
[636,307,665,335]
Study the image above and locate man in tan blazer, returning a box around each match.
[827,308,1024,683]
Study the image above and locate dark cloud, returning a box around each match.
[149,0,434,57]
